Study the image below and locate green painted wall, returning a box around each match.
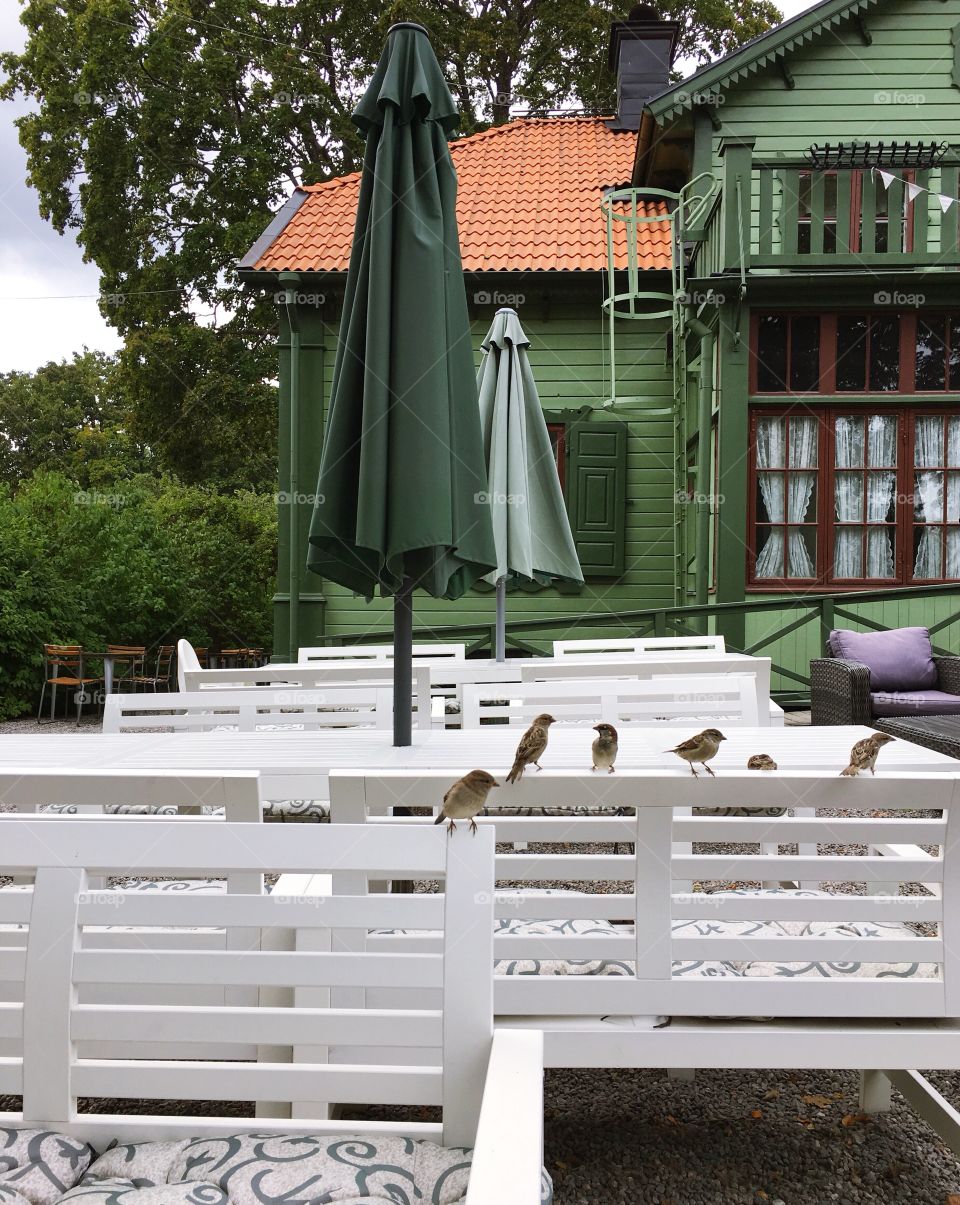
[275,297,677,650]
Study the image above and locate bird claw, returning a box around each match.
[469,818,478,835]
[704,765,716,777]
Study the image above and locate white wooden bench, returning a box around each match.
[524,655,782,727]
[328,767,960,1153]
[553,635,726,656]
[459,674,761,728]
[298,642,466,663]
[0,815,544,1203]
[103,685,432,732]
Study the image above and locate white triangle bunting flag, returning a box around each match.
[906,182,922,202]
[939,192,955,212]
[878,170,895,190]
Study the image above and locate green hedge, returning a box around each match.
[0,472,277,718]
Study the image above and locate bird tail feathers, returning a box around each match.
[433,813,444,824]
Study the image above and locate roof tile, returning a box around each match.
[250,117,671,274]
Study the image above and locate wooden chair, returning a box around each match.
[0,815,544,1203]
[38,644,102,724]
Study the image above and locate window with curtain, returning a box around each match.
[750,408,960,587]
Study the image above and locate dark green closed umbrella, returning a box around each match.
[306,22,496,744]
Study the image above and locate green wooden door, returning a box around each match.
[567,420,627,576]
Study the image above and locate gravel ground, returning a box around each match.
[4,711,960,1202]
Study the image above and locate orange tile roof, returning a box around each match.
[247,117,671,275]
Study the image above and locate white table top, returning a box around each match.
[0,725,952,797]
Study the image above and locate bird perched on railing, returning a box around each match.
[840,732,895,777]
[434,770,499,834]
[747,753,778,770]
[506,713,556,783]
[592,722,618,773]
[666,728,726,776]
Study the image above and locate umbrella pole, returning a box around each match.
[495,575,506,663]
[394,578,414,746]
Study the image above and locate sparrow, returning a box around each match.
[840,733,895,777]
[666,728,726,777]
[434,770,499,834]
[506,713,556,783]
[592,722,618,773]
[747,753,778,771]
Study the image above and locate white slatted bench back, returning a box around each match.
[0,818,494,1148]
[459,674,760,727]
[181,663,433,720]
[103,687,428,733]
[329,769,960,1022]
[176,638,202,691]
[0,768,262,818]
[553,635,726,657]
[299,643,466,663]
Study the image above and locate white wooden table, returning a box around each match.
[0,726,951,800]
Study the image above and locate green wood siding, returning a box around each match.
[292,302,676,643]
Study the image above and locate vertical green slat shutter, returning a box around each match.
[567,421,626,576]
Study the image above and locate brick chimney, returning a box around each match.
[607,4,680,131]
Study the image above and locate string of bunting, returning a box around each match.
[872,167,957,212]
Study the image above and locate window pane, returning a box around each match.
[867,471,896,523]
[948,527,960,578]
[755,528,783,578]
[756,316,787,391]
[946,473,960,523]
[867,527,895,578]
[756,417,786,468]
[916,317,947,391]
[787,475,816,522]
[915,470,944,523]
[950,319,960,390]
[836,317,867,390]
[914,526,942,579]
[835,415,864,467]
[867,414,897,466]
[787,526,816,576]
[788,416,818,467]
[835,471,863,521]
[834,529,862,577]
[948,416,960,467]
[869,316,900,391]
[790,317,820,391]
[915,415,944,467]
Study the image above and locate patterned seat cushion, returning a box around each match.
[58,1133,553,1205]
[39,802,330,823]
[0,1127,93,1205]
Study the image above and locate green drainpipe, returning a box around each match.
[279,272,301,662]
[686,315,715,609]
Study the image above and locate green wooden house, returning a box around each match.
[240,0,960,689]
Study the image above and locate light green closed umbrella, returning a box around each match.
[306,22,496,743]
[477,307,583,661]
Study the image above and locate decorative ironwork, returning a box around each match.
[807,140,948,170]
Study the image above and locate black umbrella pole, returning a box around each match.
[393,579,414,746]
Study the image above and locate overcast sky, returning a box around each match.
[0,0,818,375]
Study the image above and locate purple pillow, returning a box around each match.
[830,626,937,691]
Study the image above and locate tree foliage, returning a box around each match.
[0,470,276,718]
[1,0,780,344]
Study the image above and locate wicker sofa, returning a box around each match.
[810,627,960,727]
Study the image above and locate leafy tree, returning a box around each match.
[1,0,778,483]
[0,350,149,489]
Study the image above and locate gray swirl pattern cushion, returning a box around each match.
[70,1134,553,1205]
[0,1128,93,1205]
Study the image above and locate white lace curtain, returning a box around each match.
[833,414,896,579]
[755,417,817,578]
[914,415,960,579]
